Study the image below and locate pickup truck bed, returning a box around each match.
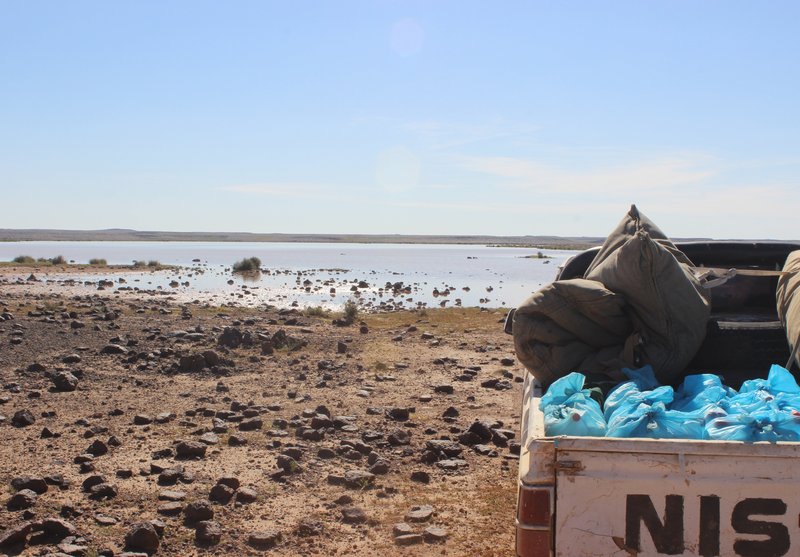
[514,241,800,557]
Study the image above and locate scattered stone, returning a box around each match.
[423,525,448,543]
[11,409,35,427]
[395,533,424,546]
[39,518,78,541]
[176,440,207,459]
[157,502,184,516]
[89,483,118,500]
[184,500,214,523]
[410,471,431,484]
[198,432,219,445]
[209,483,235,504]
[7,489,37,510]
[248,530,282,550]
[0,522,32,547]
[100,344,127,355]
[228,434,247,446]
[295,519,323,537]
[86,439,109,457]
[52,371,79,392]
[340,506,367,524]
[195,520,222,545]
[158,489,187,501]
[406,504,434,523]
[235,487,258,504]
[238,417,263,431]
[11,476,48,494]
[343,470,375,489]
[125,522,160,553]
[133,414,153,426]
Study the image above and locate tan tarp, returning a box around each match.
[777,250,800,369]
[513,205,710,386]
[512,278,633,386]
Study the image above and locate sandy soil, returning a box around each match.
[0,282,523,556]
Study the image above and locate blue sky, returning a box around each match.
[2,1,799,238]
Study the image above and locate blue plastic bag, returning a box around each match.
[704,408,800,442]
[739,365,800,396]
[540,372,590,410]
[671,374,735,412]
[603,366,673,422]
[606,402,705,439]
[544,393,607,437]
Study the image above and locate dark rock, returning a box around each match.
[158,489,187,501]
[82,475,106,492]
[184,500,214,523]
[195,520,222,545]
[176,440,206,459]
[395,533,424,546]
[62,354,82,364]
[369,460,390,475]
[89,483,118,500]
[228,434,247,446]
[209,484,235,504]
[276,455,301,474]
[340,506,367,524]
[343,470,375,489]
[387,429,411,446]
[0,521,32,547]
[12,409,35,427]
[125,522,160,553]
[473,444,498,457]
[7,489,37,510]
[410,471,430,484]
[238,417,263,431]
[202,350,220,366]
[157,502,184,516]
[386,407,410,421]
[216,476,240,490]
[248,530,282,549]
[198,432,219,445]
[11,476,48,494]
[38,518,78,541]
[133,414,153,425]
[295,519,323,537]
[218,328,243,349]
[434,385,454,394]
[235,487,258,504]
[442,406,460,418]
[52,372,79,392]
[100,344,127,355]
[151,448,173,459]
[179,354,207,373]
[87,439,108,457]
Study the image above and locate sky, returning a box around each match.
[1,1,800,239]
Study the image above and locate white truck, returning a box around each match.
[512,242,800,557]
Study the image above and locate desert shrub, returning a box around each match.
[51,255,67,265]
[133,260,147,268]
[303,306,330,317]
[89,258,107,266]
[343,299,359,324]
[232,256,262,273]
[147,260,160,267]
[12,255,36,264]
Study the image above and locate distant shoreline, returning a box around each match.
[0,228,607,248]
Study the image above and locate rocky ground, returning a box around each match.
[0,286,523,556]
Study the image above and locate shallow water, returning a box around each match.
[0,241,580,310]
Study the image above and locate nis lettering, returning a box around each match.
[625,494,791,557]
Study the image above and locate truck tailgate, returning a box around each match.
[552,437,800,556]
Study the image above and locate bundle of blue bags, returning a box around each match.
[541,364,800,442]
